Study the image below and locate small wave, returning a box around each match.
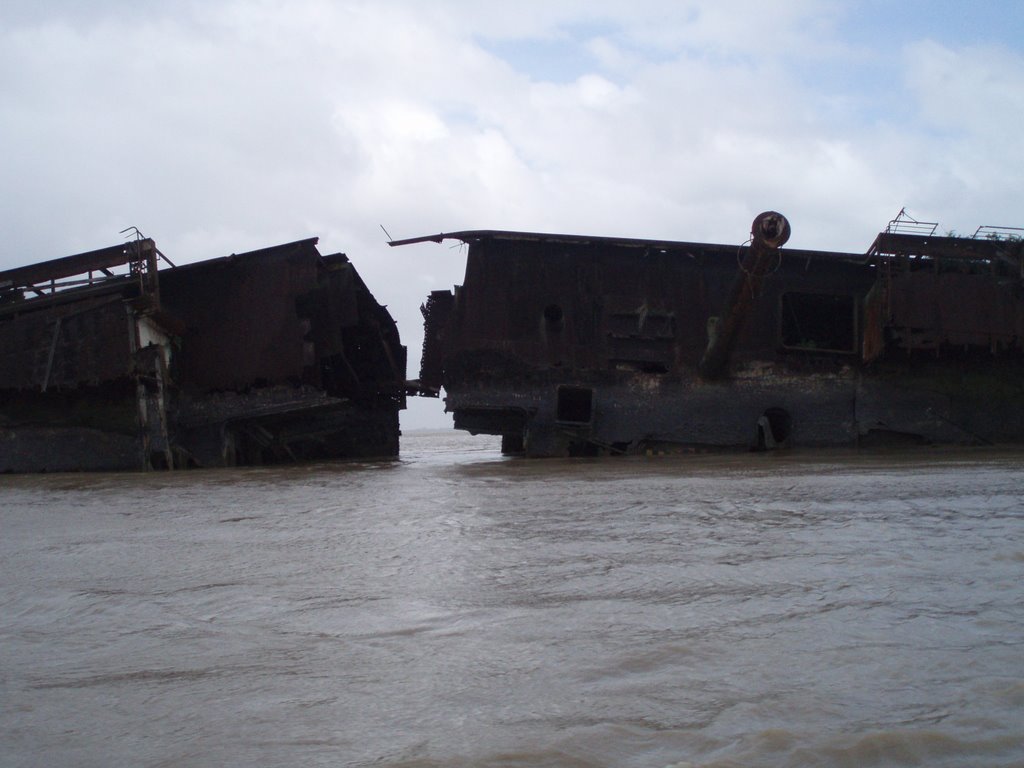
[32,667,222,689]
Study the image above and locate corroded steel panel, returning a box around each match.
[159,241,320,392]
[888,272,1024,351]
[0,293,137,391]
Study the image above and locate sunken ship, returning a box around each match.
[0,237,407,472]
[398,211,1024,457]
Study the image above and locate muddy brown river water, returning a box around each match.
[2,431,1023,767]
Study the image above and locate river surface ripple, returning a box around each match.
[2,432,1023,767]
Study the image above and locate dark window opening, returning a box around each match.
[610,359,669,374]
[756,407,792,450]
[501,433,525,455]
[557,385,593,423]
[149,450,171,470]
[543,304,564,329]
[780,292,856,353]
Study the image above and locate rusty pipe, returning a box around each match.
[698,211,790,380]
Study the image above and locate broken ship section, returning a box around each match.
[398,213,1024,457]
[0,237,406,472]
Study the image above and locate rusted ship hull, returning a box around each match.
[437,363,1024,457]
[0,238,406,472]
[400,213,1024,457]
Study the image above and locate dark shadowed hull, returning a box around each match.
[402,215,1024,457]
[0,238,406,472]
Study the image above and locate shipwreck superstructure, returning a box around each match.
[0,237,406,472]
[397,211,1024,456]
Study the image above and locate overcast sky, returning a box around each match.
[2,1,1022,428]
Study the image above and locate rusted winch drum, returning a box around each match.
[751,211,790,249]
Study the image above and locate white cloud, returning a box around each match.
[878,40,1024,232]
